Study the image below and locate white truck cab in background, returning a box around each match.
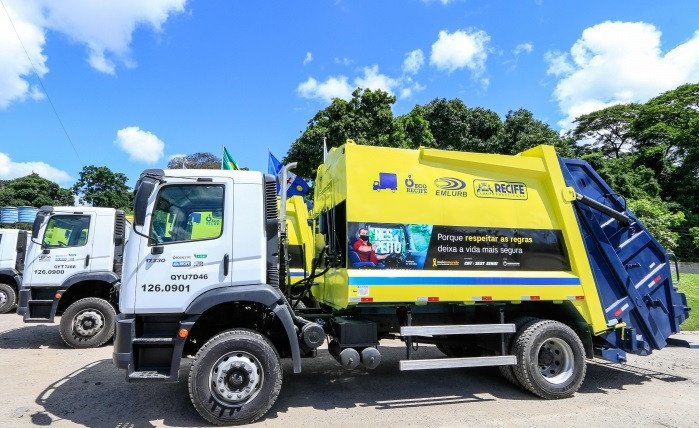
[17,206,130,348]
[0,228,28,314]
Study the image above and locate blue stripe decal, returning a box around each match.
[289,272,305,277]
[348,276,581,286]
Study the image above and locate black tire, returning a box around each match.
[512,320,586,399]
[188,329,282,426]
[0,283,17,314]
[59,297,116,348]
[499,317,539,386]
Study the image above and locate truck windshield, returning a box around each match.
[42,215,90,248]
[150,184,224,244]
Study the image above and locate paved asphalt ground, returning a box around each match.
[0,313,697,427]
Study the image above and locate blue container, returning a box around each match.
[0,206,18,224]
[18,206,38,223]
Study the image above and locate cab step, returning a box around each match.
[132,337,175,345]
[23,317,53,323]
[399,355,516,371]
[128,370,171,381]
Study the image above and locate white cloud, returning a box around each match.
[334,57,352,66]
[513,42,533,55]
[354,65,398,95]
[303,51,313,65]
[297,76,353,103]
[400,81,426,99]
[402,49,424,75]
[0,2,48,109]
[547,21,699,129]
[430,29,490,74]
[0,152,71,183]
[0,0,184,108]
[115,126,165,163]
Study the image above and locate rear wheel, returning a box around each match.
[189,329,282,426]
[0,283,16,314]
[512,320,586,399]
[59,297,116,348]
[499,317,538,386]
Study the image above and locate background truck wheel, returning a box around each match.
[0,283,17,314]
[188,329,282,426]
[59,297,116,349]
[512,320,586,399]
[499,316,539,386]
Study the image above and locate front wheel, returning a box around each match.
[0,283,17,314]
[59,297,116,348]
[188,329,282,426]
[512,320,586,399]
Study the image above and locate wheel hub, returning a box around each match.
[0,291,7,306]
[73,310,104,337]
[537,338,574,385]
[210,352,262,405]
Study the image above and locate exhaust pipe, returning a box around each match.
[360,347,381,369]
[328,340,360,370]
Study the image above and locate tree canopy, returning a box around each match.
[168,152,222,169]
[71,165,132,210]
[0,173,73,207]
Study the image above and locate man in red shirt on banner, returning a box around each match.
[352,228,391,266]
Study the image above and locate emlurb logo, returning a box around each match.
[434,177,467,197]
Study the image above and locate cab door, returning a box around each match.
[134,179,232,313]
[25,213,94,287]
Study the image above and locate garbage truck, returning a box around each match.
[113,143,689,425]
[17,206,129,348]
[0,228,28,314]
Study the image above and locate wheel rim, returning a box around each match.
[0,290,7,306]
[73,309,105,337]
[537,337,574,384]
[209,351,263,406]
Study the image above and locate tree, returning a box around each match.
[496,109,572,156]
[0,173,73,207]
[168,152,221,169]
[284,88,402,179]
[570,104,641,158]
[627,198,685,251]
[394,110,435,149]
[72,166,132,210]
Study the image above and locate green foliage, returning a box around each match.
[677,273,699,331]
[168,152,221,169]
[72,165,132,210]
[690,227,699,251]
[0,173,73,207]
[627,198,685,251]
[497,109,572,156]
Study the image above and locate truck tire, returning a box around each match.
[0,283,16,314]
[499,316,539,386]
[512,320,586,399]
[59,297,116,349]
[188,329,282,426]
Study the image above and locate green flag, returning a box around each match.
[222,146,239,170]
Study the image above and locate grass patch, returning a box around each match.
[678,273,699,331]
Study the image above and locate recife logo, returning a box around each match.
[474,179,528,200]
[434,177,467,197]
[372,172,398,192]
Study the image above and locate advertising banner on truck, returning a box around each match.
[348,222,570,271]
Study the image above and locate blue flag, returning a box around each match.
[268,152,310,197]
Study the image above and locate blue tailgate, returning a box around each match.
[560,158,689,359]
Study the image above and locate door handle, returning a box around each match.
[85,254,90,268]
[223,253,230,276]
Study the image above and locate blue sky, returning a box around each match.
[1,0,698,188]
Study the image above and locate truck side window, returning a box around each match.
[150,184,224,244]
[42,215,91,248]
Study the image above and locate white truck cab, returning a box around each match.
[0,228,28,314]
[17,206,129,348]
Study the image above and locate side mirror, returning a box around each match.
[134,179,156,227]
[32,213,47,239]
